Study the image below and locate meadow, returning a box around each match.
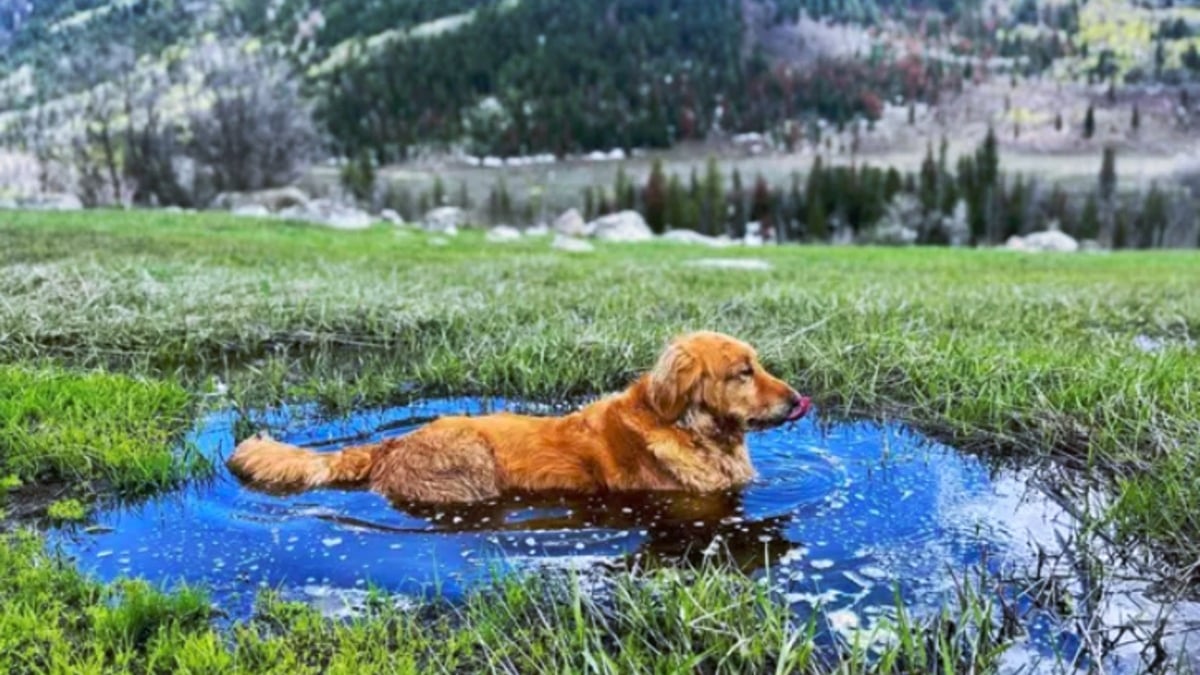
[1,209,1198,671]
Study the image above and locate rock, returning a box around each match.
[279,199,374,230]
[552,234,595,253]
[1005,235,1027,251]
[380,209,404,226]
[553,208,588,237]
[743,221,765,247]
[525,223,551,237]
[1011,230,1079,253]
[587,210,653,242]
[486,225,522,242]
[422,206,467,233]
[1080,238,1106,253]
[232,204,272,218]
[213,186,310,213]
[686,258,772,271]
[661,229,737,247]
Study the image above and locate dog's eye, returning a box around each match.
[737,366,754,379]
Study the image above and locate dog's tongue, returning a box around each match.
[786,396,812,422]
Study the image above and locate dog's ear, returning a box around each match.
[647,343,701,421]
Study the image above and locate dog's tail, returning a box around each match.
[227,433,376,490]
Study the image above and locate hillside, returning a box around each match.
[1,0,1198,160]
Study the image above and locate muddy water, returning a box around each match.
[51,398,1083,651]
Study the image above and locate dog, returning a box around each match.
[227,331,812,504]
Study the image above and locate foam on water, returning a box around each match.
[47,398,1101,658]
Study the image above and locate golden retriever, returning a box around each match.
[227,331,811,503]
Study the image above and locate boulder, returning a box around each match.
[279,199,374,230]
[213,186,310,213]
[1009,230,1079,253]
[486,225,522,242]
[232,204,272,218]
[587,210,653,242]
[422,206,466,233]
[661,229,737,248]
[380,209,404,226]
[552,234,595,253]
[553,208,588,237]
[743,221,765,247]
[525,223,551,237]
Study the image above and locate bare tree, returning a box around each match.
[187,42,320,198]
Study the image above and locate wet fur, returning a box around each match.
[227,332,804,504]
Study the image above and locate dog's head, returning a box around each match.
[645,332,811,431]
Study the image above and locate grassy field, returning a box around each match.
[1,209,1198,670]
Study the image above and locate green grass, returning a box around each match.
[0,531,1008,673]
[0,365,203,502]
[0,208,1198,670]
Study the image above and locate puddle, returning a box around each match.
[46,398,1194,669]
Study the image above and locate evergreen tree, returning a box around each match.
[614,165,632,211]
[340,151,376,204]
[1131,104,1140,132]
[702,156,723,235]
[1054,112,1063,132]
[1099,146,1117,203]
[729,168,746,236]
[789,172,805,240]
[643,159,668,233]
[1083,105,1095,139]
[750,174,772,226]
[1080,192,1100,240]
[665,173,686,231]
[919,143,938,213]
[805,155,828,241]
[1141,182,1169,248]
[884,167,903,201]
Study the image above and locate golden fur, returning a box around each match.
[227,332,811,504]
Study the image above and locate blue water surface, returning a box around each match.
[49,398,1066,644]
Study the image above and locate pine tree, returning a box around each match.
[1131,104,1140,132]
[750,174,772,226]
[919,143,938,213]
[884,167,903,201]
[1140,182,1169,248]
[789,172,804,239]
[1083,105,1095,139]
[702,157,723,235]
[805,155,828,241]
[1054,112,1063,132]
[643,159,668,233]
[729,168,745,236]
[977,127,1000,190]
[1099,146,1117,203]
[614,166,630,211]
[665,173,686,231]
[1079,192,1100,240]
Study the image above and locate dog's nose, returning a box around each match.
[786,393,812,421]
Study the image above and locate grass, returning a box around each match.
[0,364,203,503]
[0,208,1198,669]
[0,531,1010,673]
